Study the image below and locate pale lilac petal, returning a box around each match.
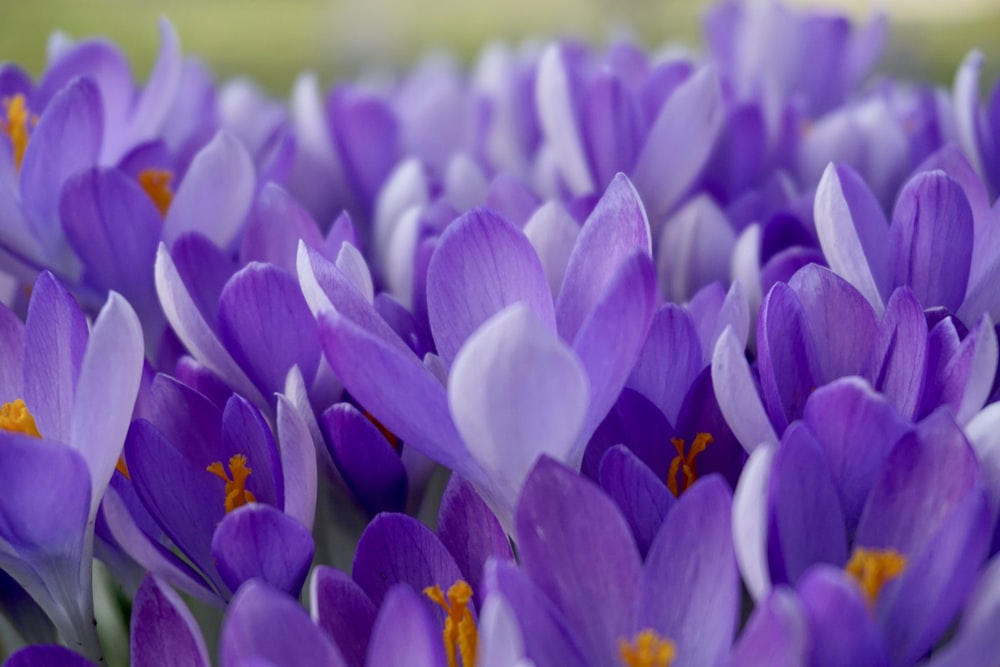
[632,67,724,218]
[813,163,890,312]
[888,171,973,313]
[725,590,808,667]
[522,201,580,298]
[476,594,529,667]
[953,50,988,181]
[163,131,255,250]
[0,304,24,403]
[712,327,778,453]
[336,242,374,305]
[947,316,997,425]
[70,292,144,518]
[427,208,555,364]
[220,580,346,667]
[275,394,318,530]
[448,304,588,517]
[656,195,736,302]
[23,272,88,443]
[130,575,210,667]
[536,45,594,196]
[733,443,776,601]
[366,585,447,667]
[556,173,651,342]
[964,402,1000,525]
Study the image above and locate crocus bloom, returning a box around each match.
[310,173,656,523]
[0,272,143,662]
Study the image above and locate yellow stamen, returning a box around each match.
[423,580,477,667]
[619,629,676,667]
[206,454,257,514]
[845,547,907,606]
[1,95,36,171]
[667,432,713,497]
[137,168,174,217]
[0,399,41,437]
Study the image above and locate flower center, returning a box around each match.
[845,547,907,606]
[619,629,676,667]
[138,168,175,217]
[667,432,712,497]
[0,399,41,437]
[206,454,257,514]
[423,580,477,667]
[1,95,36,171]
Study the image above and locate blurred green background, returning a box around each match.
[1,0,999,96]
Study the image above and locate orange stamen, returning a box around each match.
[619,629,676,667]
[137,168,174,217]
[1,95,36,171]
[206,454,257,513]
[0,399,41,437]
[845,547,907,607]
[423,580,477,667]
[365,410,401,452]
[667,432,713,497]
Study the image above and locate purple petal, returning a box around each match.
[317,309,473,477]
[121,19,182,153]
[70,292,144,517]
[4,645,97,667]
[220,395,282,508]
[797,567,887,667]
[583,70,643,187]
[888,171,973,313]
[788,264,879,383]
[523,201,581,299]
[482,560,589,667]
[130,575,210,667]
[756,282,823,430]
[437,474,513,601]
[218,263,322,397]
[711,326,778,453]
[515,457,640,667]
[571,252,657,447]
[427,208,555,364]
[597,445,673,558]
[856,409,981,556]
[220,580,346,667]
[322,403,408,515]
[632,67,724,218]
[366,585,447,667]
[639,477,738,667]
[155,244,268,409]
[310,566,377,667]
[328,88,399,213]
[448,304,588,516]
[724,589,808,667]
[23,272,88,443]
[656,195,737,302]
[241,182,325,273]
[689,280,750,363]
[556,173,651,343]
[814,163,890,311]
[163,131,255,250]
[0,304,24,402]
[60,167,161,322]
[924,555,1000,667]
[928,315,998,425]
[352,513,463,608]
[873,287,928,418]
[20,78,102,262]
[767,424,848,586]
[802,377,911,534]
[626,304,702,424]
[211,504,314,598]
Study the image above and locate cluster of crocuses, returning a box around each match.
[2,0,1000,665]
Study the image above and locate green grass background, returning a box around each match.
[1,0,998,95]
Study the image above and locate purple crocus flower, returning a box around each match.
[310,173,656,523]
[100,375,316,605]
[733,379,990,666]
[0,272,143,662]
[484,457,738,667]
